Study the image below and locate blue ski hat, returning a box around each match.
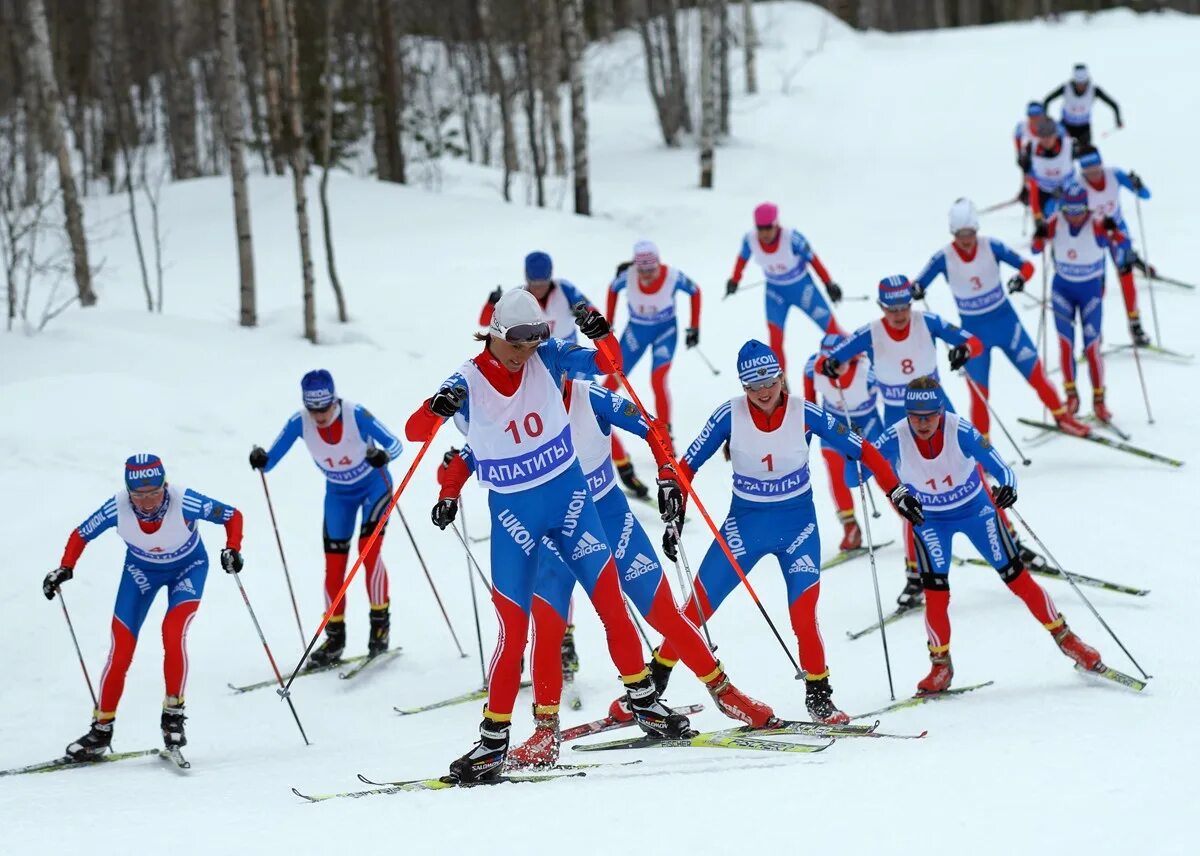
[1062,182,1089,214]
[905,380,946,414]
[1026,101,1045,118]
[301,369,336,411]
[737,339,783,385]
[525,251,553,281]
[878,275,913,307]
[125,453,166,491]
[1078,149,1103,170]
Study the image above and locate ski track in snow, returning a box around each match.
[1,4,1196,853]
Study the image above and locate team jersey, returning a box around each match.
[802,354,878,420]
[873,413,1014,514]
[1081,168,1148,223]
[263,401,403,486]
[609,265,699,325]
[1040,214,1110,282]
[738,227,815,286]
[915,239,1028,317]
[74,486,238,564]
[1025,138,1076,193]
[1061,80,1096,125]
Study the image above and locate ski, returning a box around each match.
[159,748,191,770]
[846,604,922,640]
[1105,343,1193,362]
[0,749,160,778]
[852,681,994,720]
[339,647,402,680]
[1076,664,1148,692]
[823,539,896,570]
[1084,414,1131,442]
[572,731,833,754]
[1141,271,1196,291]
[564,674,583,711]
[394,680,533,716]
[951,555,1148,596]
[1015,418,1184,467]
[229,655,373,694]
[292,771,585,803]
[560,704,705,742]
[749,719,927,741]
[623,488,656,508]
[979,193,1021,214]
[357,760,640,786]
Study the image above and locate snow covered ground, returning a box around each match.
[2,3,1197,852]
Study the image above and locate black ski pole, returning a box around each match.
[397,507,467,658]
[454,503,488,688]
[258,471,305,647]
[1133,196,1163,347]
[57,590,98,709]
[960,372,1031,466]
[669,523,715,651]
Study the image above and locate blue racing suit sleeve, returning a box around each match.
[681,401,733,474]
[537,338,603,379]
[988,238,1028,271]
[181,488,239,524]
[557,279,595,311]
[923,313,974,347]
[737,236,753,262]
[355,404,403,460]
[914,249,948,289]
[827,323,875,365]
[1113,168,1151,200]
[958,422,1016,489]
[872,424,902,466]
[263,413,304,472]
[803,401,862,458]
[609,268,630,297]
[588,384,650,439]
[75,497,120,542]
[790,230,814,263]
[673,270,700,297]
[435,371,471,425]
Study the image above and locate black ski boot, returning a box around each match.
[65,717,113,761]
[561,624,580,675]
[368,607,390,658]
[161,698,187,749]
[447,718,510,783]
[616,459,649,499]
[1016,540,1049,573]
[626,675,693,738]
[1129,318,1151,348]
[647,648,675,695]
[897,569,924,610]
[804,676,850,725]
[307,620,346,669]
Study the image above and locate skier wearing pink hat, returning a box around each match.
[727,203,844,372]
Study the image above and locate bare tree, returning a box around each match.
[742,0,757,94]
[718,0,730,135]
[163,0,200,179]
[282,0,317,343]
[634,0,691,146]
[539,0,567,178]
[479,0,518,202]
[699,0,716,188]
[374,0,405,184]
[319,0,348,323]
[25,0,94,307]
[257,0,287,174]
[216,0,257,327]
[595,0,615,39]
[560,0,590,215]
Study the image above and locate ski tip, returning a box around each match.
[291,787,317,802]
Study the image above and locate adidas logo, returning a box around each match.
[571,531,606,561]
[172,578,197,596]
[786,555,817,575]
[1016,347,1036,363]
[625,553,659,582]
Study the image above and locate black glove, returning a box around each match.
[662,526,679,563]
[220,548,244,574]
[441,447,460,468]
[43,566,73,600]
[431,498,458,530]
[1128,171,1143,192]
[819,357,842,379]
[657,475,685,525]
[1034,219,1049,240]
[948,344,971,371]
[825,281,843,303]
[725,278,738,297]
[487,286,503,305]
[1100,216,1117,233]
[365,447,389,469]
[991,484,1017,509]
[888,484,925,525]
[1006,274,1026,294]
[574,306,610,340]
[1018,185,1030,206]
[430,386,467,418]
[249,446,268,470]
[685,328,699,348]
[910,283,926,302]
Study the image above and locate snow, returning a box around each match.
[2,3,1197,852]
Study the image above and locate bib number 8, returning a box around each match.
[901,358,915,375]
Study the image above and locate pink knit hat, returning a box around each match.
[754,202,778,227]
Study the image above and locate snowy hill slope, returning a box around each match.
[2,3,1197,853]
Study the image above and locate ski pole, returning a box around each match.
[584,320,804,680]
[231,572,310,745]
[1133,195,1163,348]
[397,507,467,658]
[1126,321,1155,425]
[668,522,716,651]
[455,501,488,688]
[451,520,495,595]
[1037,257,1050,424]
[692,346,721,376]
[960,372,1031,466]
[1010,508,1151,680]
[258,471,305,648]
[863,478,882,519]
[282,422,442,693]
[623,595,654,652]
[834,386,895,700]
[56,590,98,709]
[724,279,764,298]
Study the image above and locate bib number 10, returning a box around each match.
[505,413,544,444]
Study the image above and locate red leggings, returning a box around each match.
[97,600,199,717]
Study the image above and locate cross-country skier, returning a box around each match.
[872,377,1104,693]
[1013,102,1051,157]
[912,198,1090,438]
[725,202,844,371]
[602,239,700,482]
[1020,116,1077,222]
[478,250,597,345]
[44,455,244,761]
[249,370,403,666]
[1043,63,1122,148]
[435,378,775,769]
[407,289,691,782]
[654,340,925,724]
[1032,182,1123,423]
[1077,147,1154,347]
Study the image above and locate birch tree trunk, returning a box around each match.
[699,0,716,188]
[664,0,691,134]
[26,0,94,307]
[257,0,287,175]
[479,0,517,202]
[282,0,317,342]
[216,0,257,327]
[8,0,41,205]
[718,0,730,136]
[320,0,348,323]
[164,0,200,179]
[561,0,590,215]
[374,0,404,184]
[539,0,567,178]
[743,0,757,94]
[595,0,614,39]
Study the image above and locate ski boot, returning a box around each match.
[1092,389,1113,425]
[607,695,633,724]
[1063,381,1080,416]
[506,708,560,770]
[647,648,675,695]
[917,649,954,695]
[1051,406,1090,437]
[561,624,580,676]
[448,717,510,783]
[1053,621,1102,671]
[1016,540,1048,573]
[705,666,775,727]
[307,620,346,669]
[368,607,390,658]
[838,514,862,552]
[804,675,849,725]
[65,717,114,762]
[161,697,187,749]
[1129,315,1151,348]
[615,458,649,499]
[897,571,924,610]
[625,675,694,738]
